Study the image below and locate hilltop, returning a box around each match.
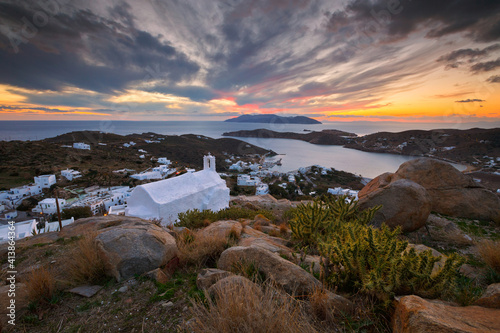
[225,114,322,124]
[0,131,272,189]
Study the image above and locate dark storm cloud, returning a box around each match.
[437,44,500,71]
[470,58,500,73]
[487,75,500,83]
[0,1,199,93]
[455,99,485,103]
[437,45,500,63]
[327,0,500,42]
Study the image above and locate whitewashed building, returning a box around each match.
[32,198,67,214]
[126,154,230,225]
[40,217,75,233]
[61,169,82,181]
[229,161,246,172]
[0,219,38,244]
[158,157,171,165]
[3,211,18,220]
[256,184,269,195]
[288,174,296,182]
[130,171,163,180]
[237,174,261,186]
[34,174,56,188]
[328,187,359,200]
[8,184,42,201]
[73,142,90,150]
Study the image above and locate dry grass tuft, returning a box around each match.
[279,222,289,235]
[177,230,229,268]
[309,288,335,323]
[187,281,319,333]
[25,266,56,304]
[477,239,500,273]
[253,222,263,231]
[67,232,108,284]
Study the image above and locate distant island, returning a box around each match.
[224,114,322,124]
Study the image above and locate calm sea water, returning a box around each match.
[0,120,481,178]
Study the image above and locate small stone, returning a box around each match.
[68,285,103,298]
[118,286,128,293]
[162,301,174,307]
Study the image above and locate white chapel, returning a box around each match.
[125,154,229,225]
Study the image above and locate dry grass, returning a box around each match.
[477,239,500,273]
[187,281,319,333]
[279,222,289,235]
[25,266,56,304]
[177,230,229,268]
[309,288,336,323]
[67,232,108,284]
[253,222,263,231]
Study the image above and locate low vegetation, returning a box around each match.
[176,229,237,268]
[25,266,56,305]
[67,232,108,284]
[189,282,317,333]
[289,196,464,307]
[176,206,276,229]
[477,239,500,274]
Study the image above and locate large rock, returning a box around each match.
[359,179,431,232]
[95,223,178,282]
[238,226,292,256]
[196,268,234,291]
[393,158,500,223]
[198,220,242,239]
[392,295,500,332]
[218,245,321,295]
[474,283,500,309]
[358,172,395,199]
[207,275,261,298]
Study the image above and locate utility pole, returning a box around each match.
[54,189,63,231]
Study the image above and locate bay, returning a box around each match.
[0,120,475,178]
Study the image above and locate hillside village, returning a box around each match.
[0,132,363,245]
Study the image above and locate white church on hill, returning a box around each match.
[126,154,229,225]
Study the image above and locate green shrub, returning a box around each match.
[176,207,276,229]
[319,223,464,305]
[288,196,464,307]
[288,196,380,246]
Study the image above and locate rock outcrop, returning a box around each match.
[474,283,500,309]
[360,158,500,225]
[218,245,321,296]
[198,220,242,239]
[359,179,431,232]
[207,275,261,298]
[95,221,179,282]
[392,295,500,332]
[196,268,234,291]
[394,158,500,223]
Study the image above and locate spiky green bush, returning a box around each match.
[288,196,380,246]
[319,222,464,305]
[176,207,276,229]
[288,196,464,306]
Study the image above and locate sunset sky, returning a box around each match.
[0,0,499,123]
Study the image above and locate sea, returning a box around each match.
[1,120,495,178]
